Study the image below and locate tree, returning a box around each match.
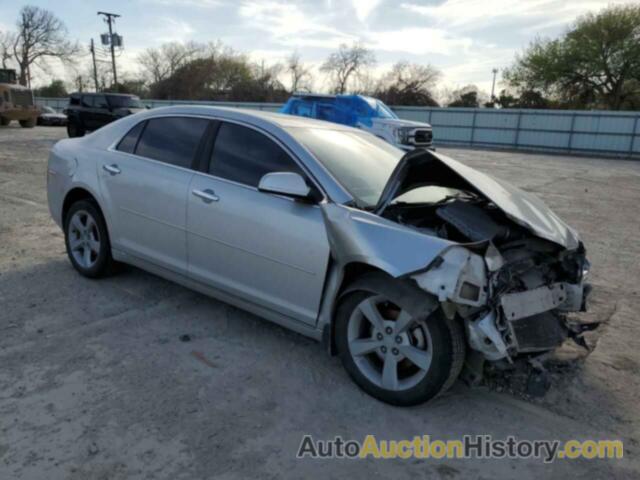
[447,85,482,108]
[320,42,376,94]
[375,61,440,106]
[0,32,15,69]
[504,4,640,110]
[285,52,312,93]
[33,79,67,97]
[12,6,79,86]
[138,41,204,85]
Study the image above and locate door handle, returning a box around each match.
[192,188,219,203]
[102,164,121,175]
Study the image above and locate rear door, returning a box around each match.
[98,116,210,274]
[186,121,330,325]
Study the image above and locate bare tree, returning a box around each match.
[0,31,15,69]
[375,61,441,106]
[285,52,312,92]
[320,42,376,94]
[138,41,203,85]
[12,6,79,86]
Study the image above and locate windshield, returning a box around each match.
[42,106,55,114]
[0,70,16,84]
[287,127,403,207]
[108,96,143,108]
[361,96,397,119]
[375,100,397,119]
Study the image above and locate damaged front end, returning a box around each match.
[324,148,592,372]
[379,150,593,364]
[411,240,590,364]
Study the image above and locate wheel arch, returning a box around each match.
[322,261,407,356]
[62,187,109,232]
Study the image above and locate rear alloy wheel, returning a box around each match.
[64,200,115,278]
[336,275,464,406]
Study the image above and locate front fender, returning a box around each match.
[320,203,454,278]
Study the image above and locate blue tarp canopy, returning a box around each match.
[280,94,398,127]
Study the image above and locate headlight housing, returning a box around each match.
[394,127,409,144]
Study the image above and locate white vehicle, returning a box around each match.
[280,94,433,151]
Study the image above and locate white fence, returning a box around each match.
[36,97,640,159]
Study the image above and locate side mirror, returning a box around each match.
[258,172,311,199]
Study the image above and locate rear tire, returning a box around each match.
[67,121,85,138]
[64,200,116,278]
[336,273,465,406]
[19,118,36,128]
[0,117,10,126]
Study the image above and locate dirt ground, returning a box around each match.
[0,125,638,479]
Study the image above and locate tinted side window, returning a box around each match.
[94,95,108,109]
[135,117,208,168]
[116,121,145,154]
[81,96,93,108]
[209,122,304,187]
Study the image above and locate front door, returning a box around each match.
[186,121,330,325]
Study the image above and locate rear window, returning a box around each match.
[108,96,143,109]
[93,95,109,109]
[135,117,208,169]
[116,121,146,154]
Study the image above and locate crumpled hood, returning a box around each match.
[374,149,580,250]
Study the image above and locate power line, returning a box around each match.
[97,11,121,90]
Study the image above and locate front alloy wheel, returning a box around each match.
[336,274,465,406]
[347,295,433,391]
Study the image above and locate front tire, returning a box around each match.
[0,117,10,126]
[67,121,85,138]
[336,274,465,406]
[64,200,115,278]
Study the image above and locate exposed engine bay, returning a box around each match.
[375,152,592,366]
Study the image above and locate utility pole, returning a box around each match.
[97,11,120,91]
[490,68,498,103]
[90,39,99,92]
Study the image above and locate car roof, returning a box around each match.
[70,92,137,98]
[143,105,357,131]
[291,93,370,102]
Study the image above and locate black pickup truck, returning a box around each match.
[65,92,146,137]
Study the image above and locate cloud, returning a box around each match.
[142,0,221,7]
[154,17,196,43]
[401,0,637,32]
[351,0,382,23]
[367,27,473,56]
[238,1,356,48]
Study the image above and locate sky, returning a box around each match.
[0,0,635,93]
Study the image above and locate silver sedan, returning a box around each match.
[47,106,590,405]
